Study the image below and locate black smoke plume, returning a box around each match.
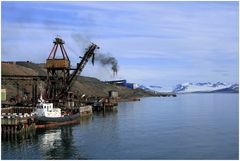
[95,53,119,76]
[71,33,119,76]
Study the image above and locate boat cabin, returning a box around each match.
[36,102,61,118]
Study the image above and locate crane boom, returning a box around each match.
[58,43,99,98]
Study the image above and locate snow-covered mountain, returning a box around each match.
[138,85,152,91]
[148,86,173,93]
[136,82,238,94]
[138,85,172,93]
[173,82,239,93]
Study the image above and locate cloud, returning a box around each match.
[1,1,238,86]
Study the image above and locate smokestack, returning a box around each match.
[95,53,119,76]
[71,33,119,76]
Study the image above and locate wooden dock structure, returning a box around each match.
[1,114,35,136]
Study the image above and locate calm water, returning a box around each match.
[2,94,239,160]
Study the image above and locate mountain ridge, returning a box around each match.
[138,82,239,94]
[173,82,238,93]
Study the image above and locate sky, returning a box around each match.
[1,1,239,88]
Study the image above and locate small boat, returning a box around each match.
[34,96,81,128]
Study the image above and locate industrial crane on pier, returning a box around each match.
[45,37,99,106]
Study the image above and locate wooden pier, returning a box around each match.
[1,107,34,115]
[91,97,118,112]
[1,114,35,136]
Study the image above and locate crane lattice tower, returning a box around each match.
[45,37,70,103]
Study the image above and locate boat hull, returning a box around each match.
[35,113,80,128]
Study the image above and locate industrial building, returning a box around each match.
[104,80,139,89]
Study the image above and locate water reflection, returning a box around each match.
[37,125,87,159]
[1,129,38,159]
[1,119,92,159]
[1,128,36,142]
[93,110,118,118]
[40,129,61,150]
[2,95,238,159]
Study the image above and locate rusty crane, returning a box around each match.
[45,37,99,107]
